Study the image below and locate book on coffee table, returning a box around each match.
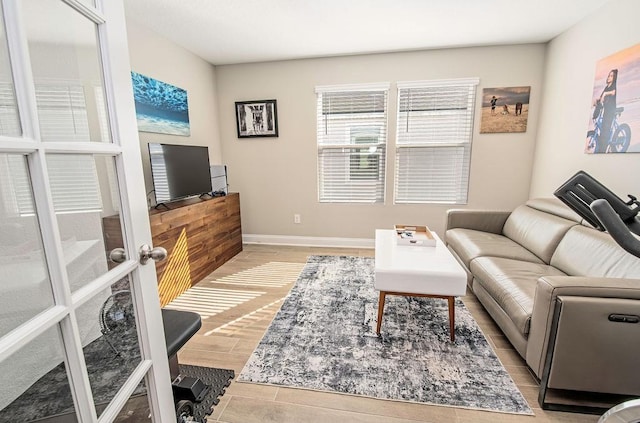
[394,224,436,247]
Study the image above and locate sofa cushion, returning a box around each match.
[470,257,567,337]
[525,198,583,223]
[550,225,640,278]
[445,228,544,269]
[503,203,578,264]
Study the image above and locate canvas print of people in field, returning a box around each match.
[480,86,531,134]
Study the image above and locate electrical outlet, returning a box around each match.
[294,214,301,224]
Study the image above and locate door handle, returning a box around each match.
[139,244,167,265]
[109,248,127,264]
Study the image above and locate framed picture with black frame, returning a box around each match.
[235,99,279,138]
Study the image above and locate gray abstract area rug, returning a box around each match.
[238,255,533,415]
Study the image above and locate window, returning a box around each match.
[395,78,478,204]
[316,83,389,203]
[349,126,382,180]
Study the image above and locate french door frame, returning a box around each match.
[0,0,174,421]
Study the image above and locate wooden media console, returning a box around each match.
[103,193,242,305]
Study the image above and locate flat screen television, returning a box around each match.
[148,143,212,204]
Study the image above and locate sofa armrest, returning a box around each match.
[526,276,640,377]
[445,209,511,234]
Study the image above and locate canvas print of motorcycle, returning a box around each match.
[585,43,640,154]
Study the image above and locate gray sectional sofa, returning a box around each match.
[444,198,640,403]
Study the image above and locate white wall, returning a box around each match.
[530,0,640,198]
[126,1,640,240]
[216,45,546,238]
[124,21,221,206]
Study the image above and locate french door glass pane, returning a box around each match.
[0,3,21,137]
[47,154,125,293]
[0,325,78,422]
[24,0,111,143]
[77,0,97,8]
[0,153,55,339]
[80,276,143,418]
[113,381,152,422]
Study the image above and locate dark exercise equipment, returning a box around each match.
[101,296,215,422]
[163,311,235,422]
[552,171,640,420]
[554,170,640,258]
[0,306,226,422]
[161,308,210,422]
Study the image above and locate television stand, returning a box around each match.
[154,202,171,211]
[103,193,242,305]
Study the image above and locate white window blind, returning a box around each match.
[0,82,21,136]
[316,83,389,203]
[395,79,478,204]
[148,143,170,202]
[0,155,28,218]
[35,83,90,142]
[95,87,120,213]
[0,82,102,216]
[4,154,102,216]
[46,154,102,214]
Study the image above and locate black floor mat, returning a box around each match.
[179,364,234,421]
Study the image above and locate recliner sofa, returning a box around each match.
[444,198,640,404]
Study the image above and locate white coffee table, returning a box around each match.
[374,229,467,341]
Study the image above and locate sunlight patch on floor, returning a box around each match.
[211,261,306,287]
[204,297,285,336]
[164,286,265,319]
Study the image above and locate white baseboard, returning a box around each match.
[242,234,374,249]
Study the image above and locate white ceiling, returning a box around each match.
[123,0,611,66]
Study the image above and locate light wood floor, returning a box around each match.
[174,244,601,423]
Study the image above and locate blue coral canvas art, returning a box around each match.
[131,72,190,136]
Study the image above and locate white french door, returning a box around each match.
[0,0,174,422]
